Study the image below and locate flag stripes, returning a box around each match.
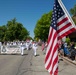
[45,28,58,75]
[57,15,76,40]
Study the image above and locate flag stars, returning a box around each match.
[55,11,57,13]
[58,15,60,18]
[51,0,65,28]
[54,7,56,10]
[54,21,56,24]
[53,18,55,20]
[54,25,56,27]
[53,15,54,18]
[54,3,56,6]
[58,12,60,14]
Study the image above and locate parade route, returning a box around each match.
[0,46,76,75]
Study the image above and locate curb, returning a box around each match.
[62,56,76,65]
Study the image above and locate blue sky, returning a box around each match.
[0,0,76,38]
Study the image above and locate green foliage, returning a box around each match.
[0,25,7,42]
[34,11,52,41]
[0,18,29,42]
[70,4,76,16]
[65,37,70,44]
[70,4,76,24]
[34,4,76,42]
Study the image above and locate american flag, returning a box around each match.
[45,0,76,75]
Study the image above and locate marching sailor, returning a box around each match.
[32,41,38,56]
[26,41,30,50]
[20,42,24,56]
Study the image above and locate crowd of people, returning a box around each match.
[0,39,76,61]
[41,40,76,62]
[0,40,38,56]
[58,41,76,62]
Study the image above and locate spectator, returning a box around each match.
[70,46,76,61]
[63,42,70,56]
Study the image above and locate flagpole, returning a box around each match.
[58,0,76,28]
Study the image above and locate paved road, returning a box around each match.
[0,46,76,75]
[0,50,33,75]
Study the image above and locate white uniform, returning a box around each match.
[13,42,16,45]
[33,42,38,56]
[20,43,24,56]
[26,42,29,50]
[0,42,2,50]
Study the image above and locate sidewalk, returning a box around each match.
[62,56,76,65]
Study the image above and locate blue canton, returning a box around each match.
[51,0,64,30]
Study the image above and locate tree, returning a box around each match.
[70,4,76,16]
[0,18,29,42]
[19,27,29,40]
[6,18,29,41]
[0,25,7,42]
[34,11,52,41]
[70,4,76,24]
